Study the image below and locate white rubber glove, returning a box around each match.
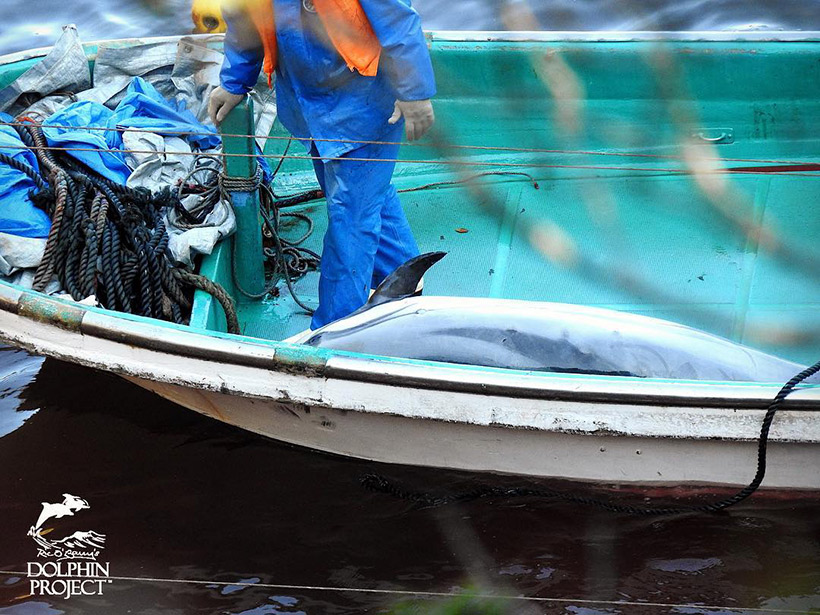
[388,99,435,142]
[208,87,245,126]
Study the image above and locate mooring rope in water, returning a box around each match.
[0,570,812,613]
[363,359,820,515]
[2,120,819,170]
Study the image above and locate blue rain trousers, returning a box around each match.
[219,0,436,328]
[309,121,419,329]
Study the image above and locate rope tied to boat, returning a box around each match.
[219,163,264,196]
[204,140,322,309]
[362,359,820,515]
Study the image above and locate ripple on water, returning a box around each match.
[649,557,723,574]
[0,347,44,438]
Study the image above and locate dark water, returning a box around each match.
[0,355,819,614]
[2,0,820,56]
[1,1,820,613]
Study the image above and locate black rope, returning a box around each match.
[363,360,820,515]
[398,171,540,194]
[270,189,325,208]
[11,122,37,150]
[0,151,48,192]
[175,155,223,226]
[268,136,293,197]
[259,184,320,311]
[15,122,238,326]
[215,147,322,308]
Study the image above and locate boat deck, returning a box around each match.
[230,158,820,365]
[191,38,820,366]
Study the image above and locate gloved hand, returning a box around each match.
[208,87,245,126]
[389,99,435,142]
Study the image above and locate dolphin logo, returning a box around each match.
[29,494,89,537]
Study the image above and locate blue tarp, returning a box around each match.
[0,76,267,239]
[0,113,50,238]
[0,77,222,238]
[43,102,133,184]
[42,77,221,184]
[110,78,221,152]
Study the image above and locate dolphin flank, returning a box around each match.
[304,253,807,383]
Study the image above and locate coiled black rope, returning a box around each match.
[363,360,820,515]
[19,122,236,330]
[258,184,320,311]
[175,155,224,227]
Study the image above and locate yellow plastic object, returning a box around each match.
[191,0,227,33]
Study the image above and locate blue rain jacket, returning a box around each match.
[220,0,437,159]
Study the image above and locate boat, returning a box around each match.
[0,30,818,491]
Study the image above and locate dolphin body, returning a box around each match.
[304,253,807,382]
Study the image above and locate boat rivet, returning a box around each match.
[636,450,642,455]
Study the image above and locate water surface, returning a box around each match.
[0,357,819,613]
[2,0,820,56]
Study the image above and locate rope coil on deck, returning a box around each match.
[15,121,240,334]
[214,147,323,310]
[171,268,240,334]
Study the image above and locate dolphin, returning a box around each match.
[304,253,808,382]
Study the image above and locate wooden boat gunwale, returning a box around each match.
[3,281,820,491]
[0,282,817,411]
[3,29,820,67]
[1,28,819,85]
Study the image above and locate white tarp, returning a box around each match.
[0,25,91,114]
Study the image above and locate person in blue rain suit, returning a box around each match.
[208,0,436,331]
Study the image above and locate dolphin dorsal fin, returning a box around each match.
[367,252,446,307]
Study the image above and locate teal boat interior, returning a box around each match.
[199,36,820,366]
[2,34,820,366]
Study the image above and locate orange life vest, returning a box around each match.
[244,0,382,87]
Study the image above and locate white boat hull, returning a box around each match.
[0,287,817,490]
[128,375,820,489]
